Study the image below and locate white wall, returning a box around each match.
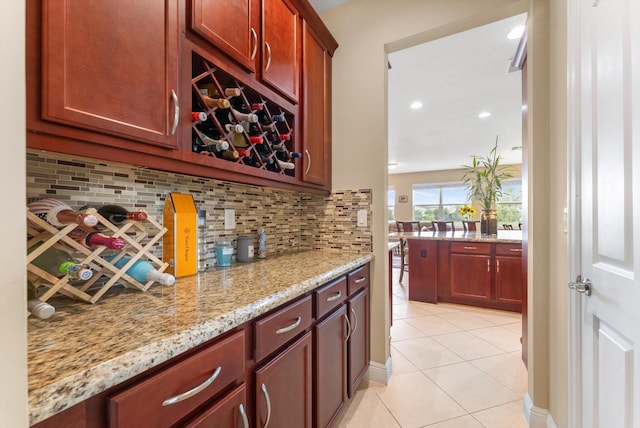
[320,0,529,369]
[0,0,28,426]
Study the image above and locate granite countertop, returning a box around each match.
[390,230,522,244]
[27,250,373,425]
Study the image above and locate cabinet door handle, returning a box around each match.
[250,28,258,60]
[497,259,500,273]
[354,277,366,284]
[170,89,179,136]
[239,403,249,428]
[487,259,490,272]
[264,42,272,72]
[304,149,311,175]
[344,313,352,342]
[275,316,301,334]
[261,383,272,428]
[351,307,358,334]
[327,291,342,302]
[463,246,477,250]
[162,366,221,406]
[509,248,523,252]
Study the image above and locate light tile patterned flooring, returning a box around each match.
[335,267,528,428]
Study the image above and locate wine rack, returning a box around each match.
[191,53,298,178]
[26,208,169,305]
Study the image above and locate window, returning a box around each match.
[497,180,522,225]
[388,188,395,221]
[413,184,468,221]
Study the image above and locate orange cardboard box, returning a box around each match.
[163,193,197,277]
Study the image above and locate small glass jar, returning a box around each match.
[237,236,254,263]
[215,240,233,267]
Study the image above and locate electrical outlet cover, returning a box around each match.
[224,209,235,230]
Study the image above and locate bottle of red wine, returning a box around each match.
[81,204,147,224]
[68,225,127,249]
[191,112,207,123]
[28,198,98,228]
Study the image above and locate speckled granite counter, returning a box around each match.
[390,229,522,243]
[27,250,373,425]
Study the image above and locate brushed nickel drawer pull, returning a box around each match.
[276,316,301,334]
[463,246,478,250]
[487,259,490,272]
[261,383,272,428]
[351,307,358,334]
[170,89,179,135]
[162,366,221,406]
[239,403,249,428]
[509,248,523,252]
[305,149,311,175]
[264,42,272,72]
[344,313,352,342]
[250,28,258,60]
[326,291,342,302]
[354,277,366,284]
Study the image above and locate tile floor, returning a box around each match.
[335,266,528,428]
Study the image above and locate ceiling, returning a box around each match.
[308,1,526,175]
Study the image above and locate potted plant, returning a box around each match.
[461,139,513,235]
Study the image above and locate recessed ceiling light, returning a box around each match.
[410,101,423,109]
[478,112,491,118]
[507,25,525,40]
[388,163,398,170]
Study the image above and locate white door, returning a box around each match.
[568,1,640,427]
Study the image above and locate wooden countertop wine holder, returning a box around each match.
[26,207,169,304]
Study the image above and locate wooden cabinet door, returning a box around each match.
[183,384,249,428]
[450,254,492,302]
[407,239,438,303]
[261,0,299,102]
[41,0,180,148]
[255,332,312,428]
[347,287,369,398]
[495,255,524,307]
[190,0,258,72]
[315,305,347,428]
[301,21,330,188]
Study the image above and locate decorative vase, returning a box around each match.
[480,209,498,236]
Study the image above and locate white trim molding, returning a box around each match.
[365,357,392,385]
[524,393,558,428]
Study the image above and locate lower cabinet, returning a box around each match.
[255,332,313,428]
[314,305,348,428]
[346,287,369,398]
[182,384,249,428]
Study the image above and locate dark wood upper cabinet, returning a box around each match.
[41,0,180,148]
[190,0,258,72]
[261,0,299,102]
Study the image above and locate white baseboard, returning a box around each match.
[524,393,558,428]
[365,357,392,385]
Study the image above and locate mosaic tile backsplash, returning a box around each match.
[27,150,372,267]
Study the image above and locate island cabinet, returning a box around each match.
[27,0,337,195]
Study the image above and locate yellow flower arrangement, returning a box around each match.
[459,204,476,220]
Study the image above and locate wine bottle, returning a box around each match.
[272,112,286,123]
[28,198,98,228]
[30,246,93,280]
[240,150,261,167]
[105,255,175,285]
[82,204,147,224]
[221,149,240,161]
[229,109,258,124]
[68,225,127,250]
[261,156,280,172]
[191,112,207,122]
[202,95,230,110]
[27,280,55,320]
[222,87,242,97]
[230,128,249,149]
[201,135,230,152]
[276,158,295,170]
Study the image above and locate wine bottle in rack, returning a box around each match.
[200,135,230,152]
[275,158,295,170]
[229,109,258,124]
[202,95,230,110]
[81,204,147,224]
[27,280,55,320]
[221,149,240,161]
[261,156,280,173]
[191,112,207,123]
[105,255,176,286]
[28,198,98,228]
[230,127,249,149]
[29,245,93,281]
[68,225,127,250]
[229,95,248,113]
[239,149,261,167]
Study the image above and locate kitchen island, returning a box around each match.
[28,250,373,426]
[392,230,524,311]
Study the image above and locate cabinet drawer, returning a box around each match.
[108,330,245,428]
[183,383,248,428]
[315,276,347,319]
[495,243,523,256]
[254,295,313,362]
[450,242,492,254]
[347,264,369,295]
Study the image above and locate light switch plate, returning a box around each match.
[224,209,235,230]
[357,210,367,227]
